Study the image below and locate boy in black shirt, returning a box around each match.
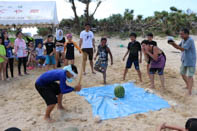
[141,33,157,46]
[141,33,157,77]
[44,35,56,70]
[123,33,142,82]
[147,33,157,46]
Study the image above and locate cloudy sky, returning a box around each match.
[2,0,197,34]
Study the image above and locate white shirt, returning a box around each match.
[36,47,44,56]
[80,30,94,49]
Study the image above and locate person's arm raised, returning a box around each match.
[43,39,48,44]
[168,42,184,51]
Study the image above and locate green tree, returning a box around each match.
[37,27,52,37]
[65,0,103,32]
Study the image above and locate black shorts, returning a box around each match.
[149,68,164,75]
[35,82,61,106]
[126,59,140,70]
[82,48,93,60]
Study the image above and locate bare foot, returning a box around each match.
[183,86,188,90]
[44,117,55,123]
[58,106,65,110]
[188,91,192,96]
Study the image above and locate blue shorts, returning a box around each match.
[149,68,164,75]
[46,55,56,65]
[56,46,64,53]
[126,59,140,70]
[36,56,46,60]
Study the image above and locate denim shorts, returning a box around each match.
[180,65,196,77]
[56,46,64,53]
[45,55,56,65]
[126,59,140,70]
[36,56,46,60]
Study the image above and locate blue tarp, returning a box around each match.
[77,82,170,120]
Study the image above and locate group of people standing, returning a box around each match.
[122,32,166,89]
[43,29,82,71]
[0,24,196,97]
[122,28,196,96]
[0,28,83,80]
[0,31,28,81]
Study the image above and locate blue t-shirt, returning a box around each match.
[179,37,196,67]
[35,69,74,94]
[4,39,14,58]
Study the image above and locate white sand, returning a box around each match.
[0,36,197,131]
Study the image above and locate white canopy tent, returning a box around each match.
[0,1,59,29]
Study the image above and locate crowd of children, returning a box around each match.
[0,29,84,80]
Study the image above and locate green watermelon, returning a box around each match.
[114,85,125,98]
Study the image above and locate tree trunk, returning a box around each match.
[89,1,102,24]
[70,0,80,32]
[91,1,102,18]
[85,1,90,23]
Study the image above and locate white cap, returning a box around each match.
[167,36,174,41]
[63,65,77,78]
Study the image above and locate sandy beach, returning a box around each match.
[0,36,197,131]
